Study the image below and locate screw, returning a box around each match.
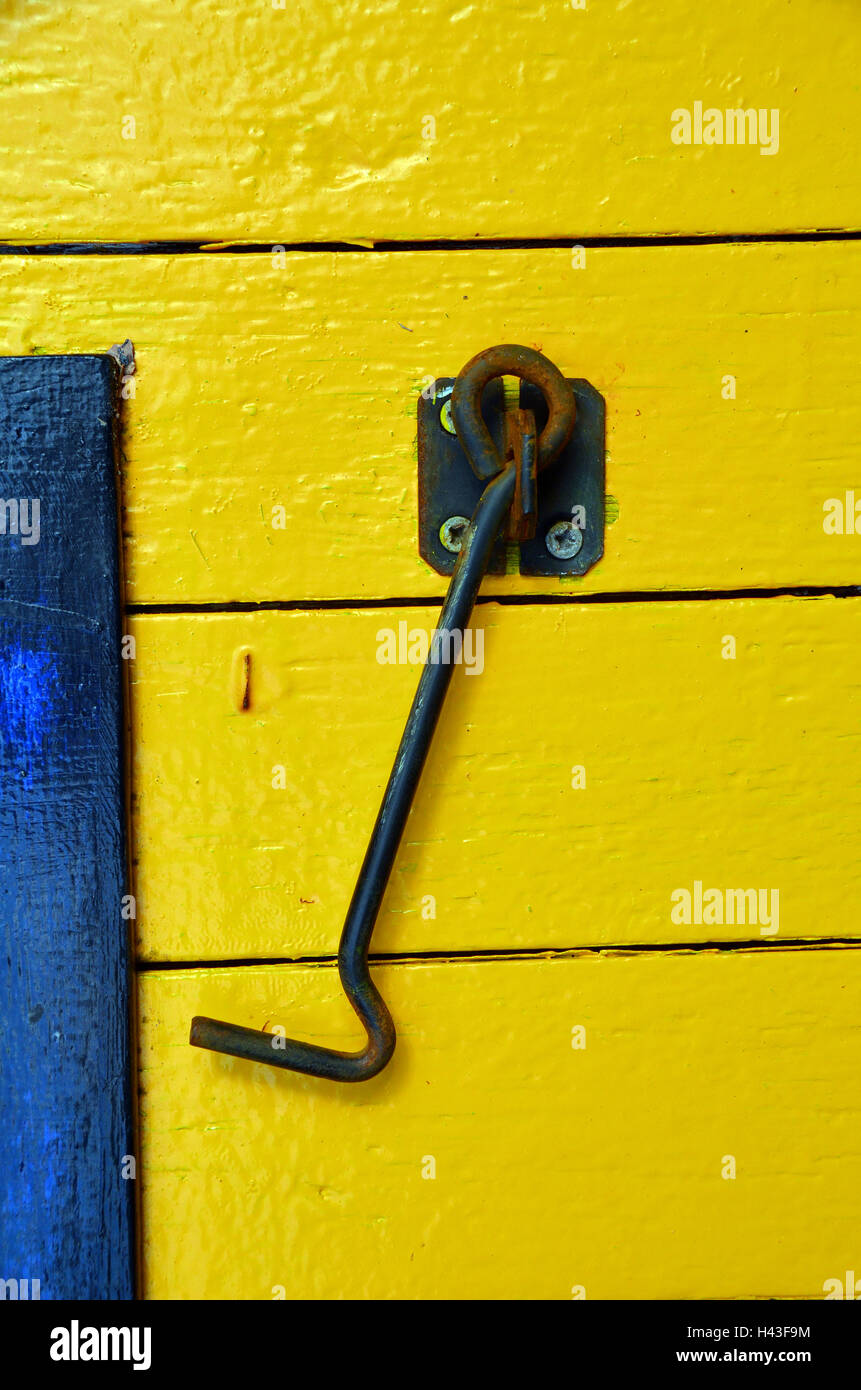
[439,398,456,435]
[440,516,470,553]
[545,520,584,560]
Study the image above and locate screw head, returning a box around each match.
[440,516,470,553]
[545,519,584,560]
[439,398,456,435]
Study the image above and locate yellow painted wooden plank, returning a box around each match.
[2,244,860,602]
[2,2,859,241]
[139,948,861,1299]
[130,596,861,961]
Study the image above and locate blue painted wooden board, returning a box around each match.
[0,356,134,1299]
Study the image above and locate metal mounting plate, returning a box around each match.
[418,377,605,577]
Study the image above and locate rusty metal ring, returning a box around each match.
[450,344,577,481]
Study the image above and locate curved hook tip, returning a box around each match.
[189,1013,396,1083]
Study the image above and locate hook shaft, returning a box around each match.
[190,465,516,1080]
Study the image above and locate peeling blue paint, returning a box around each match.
[0,641,57,784]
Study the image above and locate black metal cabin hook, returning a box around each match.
[190,345,577,1081]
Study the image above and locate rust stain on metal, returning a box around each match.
[504,407,538,542]
[451,343,576,480]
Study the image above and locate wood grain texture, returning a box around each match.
[0,244,859,602]
[130,596,861,961]
[139,948,861,1299]
[0,357,135,1299]
[0,2,858,241]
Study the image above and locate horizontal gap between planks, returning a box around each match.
[126,584,861,616]
[136,938,861,972]
[2,231,861,256]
